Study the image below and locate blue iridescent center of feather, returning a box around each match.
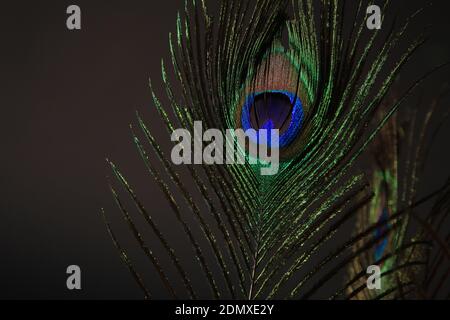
[241,90,304,148]
[374,207,390,262]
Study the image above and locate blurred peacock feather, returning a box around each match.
[346,92,450,300]
[101,0,450,299]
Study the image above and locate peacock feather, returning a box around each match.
[102,0,450,299]
[346,93,450,299]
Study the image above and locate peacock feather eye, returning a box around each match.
[371,169,396,267]
[234,50,312,159]
[241,90,304,148]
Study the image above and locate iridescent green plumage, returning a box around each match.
[102,0,450,299]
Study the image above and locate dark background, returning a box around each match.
[0,1,449,299]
